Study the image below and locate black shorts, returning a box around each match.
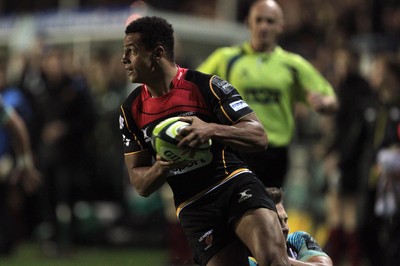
[178,172,276,266]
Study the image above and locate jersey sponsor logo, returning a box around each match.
[229,99,249,112]
[180,111,196,117]
[212,76,235,94]
[198,229,214,251]
[122,134,131,147]
[168,156,213,175]
[238,189,252,203]
[243,88,281,104]
[119,115,125,129]
[141,126,152,143]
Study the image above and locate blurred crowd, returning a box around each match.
[0,1,399,266]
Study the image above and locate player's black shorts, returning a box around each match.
[178,172,276,266]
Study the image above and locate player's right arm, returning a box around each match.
[124,150,169,197]
[119,103,163,197]
[125,151,190,197]
[120,104,185,197]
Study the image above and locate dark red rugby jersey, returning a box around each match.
[119,66,255,209]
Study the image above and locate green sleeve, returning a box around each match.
[293,55,335,104]
[197,48,230,79]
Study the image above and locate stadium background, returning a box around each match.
[0,0,399,265]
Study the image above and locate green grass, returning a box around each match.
[0,242,168,266]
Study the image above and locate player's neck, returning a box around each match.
[146,64,178,98]
[251,42,276,53]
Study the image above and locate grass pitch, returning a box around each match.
[0,242,168,266]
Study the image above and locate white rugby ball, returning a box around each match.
[151,117,212,163]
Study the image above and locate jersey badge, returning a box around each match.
[212,76,235,94]
[238,189,252,203]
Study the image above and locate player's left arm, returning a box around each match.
[178,73,268,152]
[179,112,268,152]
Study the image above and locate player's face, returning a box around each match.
[276,203,289,240]
[121,33,155,84]
[247,0,284,51]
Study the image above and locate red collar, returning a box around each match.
[143,65,187,97]
[171,65,187,88]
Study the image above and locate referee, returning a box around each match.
[198,0,338,188]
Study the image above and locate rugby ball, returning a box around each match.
[151,117,212,163]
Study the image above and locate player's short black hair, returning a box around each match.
[265,187,284,205]
[125,16,175,61]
